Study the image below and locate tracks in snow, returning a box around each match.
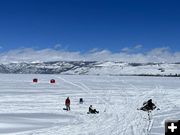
[56,76,157,135]
[1,75,178,135]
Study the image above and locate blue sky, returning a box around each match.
[0,0,180,53]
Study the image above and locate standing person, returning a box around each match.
[65,97,71,111]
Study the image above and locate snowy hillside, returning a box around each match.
[0,61,180,76]
[0,74,179,135]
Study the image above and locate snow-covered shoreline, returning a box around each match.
[0,61,180,77]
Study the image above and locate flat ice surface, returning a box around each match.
[0,74,179,135]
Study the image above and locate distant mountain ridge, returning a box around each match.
[0,61,180,76]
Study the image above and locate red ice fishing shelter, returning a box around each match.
[33,78,38,83]
[50,79,56,83]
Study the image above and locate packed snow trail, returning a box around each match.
[57,76,157,135]
[57,76,110,112]
[57,76,119,133]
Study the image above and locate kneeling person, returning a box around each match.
[140,99,156,112]
[88,105,99,114]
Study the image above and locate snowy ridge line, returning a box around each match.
[1,61,180,76]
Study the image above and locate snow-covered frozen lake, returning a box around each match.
[0,74,180,135]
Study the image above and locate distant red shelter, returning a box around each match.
[50,79,56,83]
[33,78,38,83]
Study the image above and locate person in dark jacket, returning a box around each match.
[139,99,157,120]
[65,97,71,111]
[79,98,84,104]
[140,99,156,112]
[88,105,99,114]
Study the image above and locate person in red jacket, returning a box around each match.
[65,97,71,111]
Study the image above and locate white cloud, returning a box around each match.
[121,45,143,53]
[54,44,62,49]
[134,44,143,49]
[121,47,130,52]
[89,48,100,53]
[0,47,179,63]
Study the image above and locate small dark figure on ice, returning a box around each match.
[65,97,71,111]
[88,105,99,114]
[79,98,84,104]
[140,99,156,111]
[139,99,157,120]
